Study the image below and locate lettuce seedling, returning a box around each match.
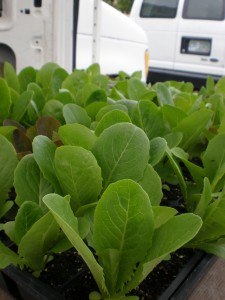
[0,134,18,218]
[0,201,74,276]
[43,179,202,299]
[186,178,225,258]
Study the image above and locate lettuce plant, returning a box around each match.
[186,178,225,258]
[2,62,225,294]
[43,179,202,300]
[13,122,163,215]
[0,201,73,276]
[0,134,18,218]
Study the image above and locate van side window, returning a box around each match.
[140,0,179,18]
[183,0,225,20]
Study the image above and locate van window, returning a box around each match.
[140,0,179,18]
[183,0,225,20]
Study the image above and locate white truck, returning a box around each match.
[0,0,149,81]
[130,0,225,87]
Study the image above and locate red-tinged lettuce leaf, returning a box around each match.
[35,115,61,139]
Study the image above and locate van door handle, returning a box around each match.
[210,58,219,62]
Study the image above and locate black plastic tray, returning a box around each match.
[0,251,216,300]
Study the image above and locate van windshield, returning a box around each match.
[140,0,179,18]
[183,0,225,20]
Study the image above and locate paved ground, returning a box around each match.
[187,258,225,299]
[1,258,225,299]
[0,288,15,300]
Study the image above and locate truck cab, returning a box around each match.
[130,0,225,87]
[0,0,149,81]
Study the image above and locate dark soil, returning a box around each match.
[39,247,196,300]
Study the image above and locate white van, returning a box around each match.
[0,0,149,81]
[130,0,225,86]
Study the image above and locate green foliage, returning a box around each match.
[43,181,201,299]
[0,135,18,218]
[0,201,70,275]
[2,62,225,296]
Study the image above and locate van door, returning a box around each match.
[130,0,180,70]
[0,0,77,73]
[174,0,225,77]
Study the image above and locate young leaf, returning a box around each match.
[138,100,167,140]
[156,83,174,106]
[95,104,128,122]
[179,158,205,191]
[58,123,97,149]
[92,123,150,189]
[32,135,61,193]
[0,242,20,269]
[164,132,183,149]
[55,89,74,105]
[203,133,225,191]
[86,89,107,105]
[173,92,197,112]
[140,214,202,282]
[215,76,225,96]
[18,66,36,92]
[0,78,11,123]
[10,90,33,121]
[18,212,60,272]
[93,179,154,295]
[36,62,60,93]
[0,134,18,206]
[127,77,150,100]
[51,67,68,96]
[195,239,225,259]
[43,193,108,298]
[85,102,107,121]
[162,105,186,129]
[3,221,16,242]
[0,201,14,219]
[55,145,102,212]
[165,146,187,200]
[12,128,32,156]
[63,103,91,127]
[14,201,44,244]
[86,63,101,77]
[3,62,20,92]
[149,137,167,166]
[172,109,213,151]
[116,99,138,120]
[95,110,131,136]
[14,154,53,207]
[194,178,212,218]
[189,188,225,246]
[42,100,64,123]
[152,206,177,229]
[27,82,45,112]
[138,164,163,206]
[35,115,61,139]
[62,69,89,96]
[0,125,16,142]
